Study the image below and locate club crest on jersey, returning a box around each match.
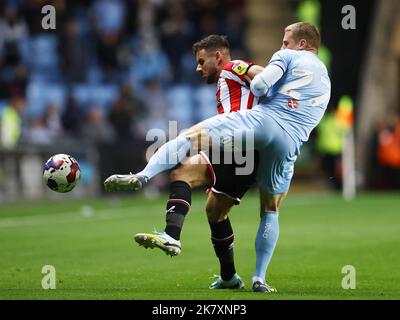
[288,99,298,110]
[232,61,247,75]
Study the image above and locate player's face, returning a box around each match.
[281,31,306,50]
[195,49,219,84]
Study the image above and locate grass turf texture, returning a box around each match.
[0,191,399,300]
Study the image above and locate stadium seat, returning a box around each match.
[72,84,119,112]
[28,34,61,82]
[28,34,59,69]
[72,84,92,107]
[91,85,119,113]
[26,82,66,117]
[17,38,31,66]
[165,85,194,130]
[193,85,218,122]
[0,100,7,114]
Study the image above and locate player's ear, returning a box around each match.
[215,51,223,64]
[298,39,308,50]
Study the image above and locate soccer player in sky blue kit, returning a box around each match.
[105,22,331,292]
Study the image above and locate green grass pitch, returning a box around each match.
[0,191,399,300]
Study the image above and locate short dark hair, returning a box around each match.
[285,22,321,49]
[192,34,230,54]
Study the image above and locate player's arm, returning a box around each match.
[218,60,258,113]
[250,64,284,97]
[250,50,290,97]
[228,60,262,81]
[245,65,264,80]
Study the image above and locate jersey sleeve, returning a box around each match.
[223,60,254,82]
[268,49,293,74]
[216,60,255,114]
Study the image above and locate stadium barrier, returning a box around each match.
[0,140,149,202]
[0,143,98,202]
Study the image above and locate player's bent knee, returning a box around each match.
[170,162,210,189]
[260,191,287,212]
[184,124,211,152]
[265,199,279,211]
[169,167,190,185]
[206,206,229,223]
[205,193,234,222]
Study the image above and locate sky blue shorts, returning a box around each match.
[200,105,300,194]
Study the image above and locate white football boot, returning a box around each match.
[104,174,148,192]
[134,231,181,256]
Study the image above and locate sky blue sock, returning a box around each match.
[253,211,279,284]
[138,135,191,179]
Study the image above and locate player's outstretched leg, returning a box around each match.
[104,133,193,191]
[104,174,148,192]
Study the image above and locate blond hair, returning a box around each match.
[285,22,321,49]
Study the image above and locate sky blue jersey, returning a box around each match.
[261,49,331,144]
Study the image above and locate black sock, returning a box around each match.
[209,219,236,281]
[164,181,192,240]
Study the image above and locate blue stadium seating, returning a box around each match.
[28,34,61,82]
[72,84,119,113]
[0,100,7,114]
[26,82,66,117]
[165,85,194,130]
[193,85,218,122]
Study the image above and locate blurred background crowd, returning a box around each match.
[0,0,399,200]
[0,0,250,147]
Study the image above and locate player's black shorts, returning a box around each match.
[199,150,259,205]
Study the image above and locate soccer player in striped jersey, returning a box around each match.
[216,59,258,114]
[106,35,265,290]
[105,23,331,293]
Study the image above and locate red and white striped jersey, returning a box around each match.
[216,60,259,114]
